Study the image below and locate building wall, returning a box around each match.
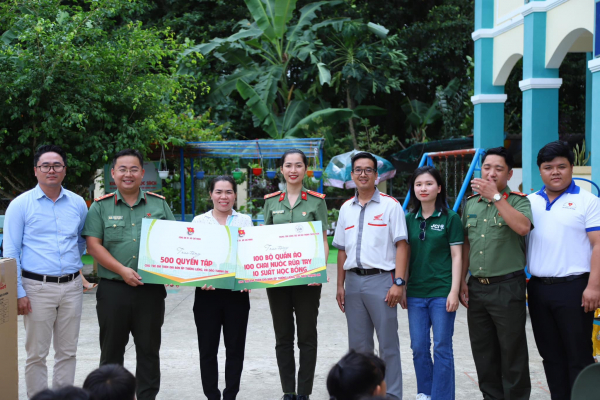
[546,0,594,68]
[493,24,524,85]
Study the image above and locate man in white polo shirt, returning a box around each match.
[527,140,600,400]
[333,152,409,400]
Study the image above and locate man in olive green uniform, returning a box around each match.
[460,147,533,400]
[83,149,175,400]
[263,187,328,400]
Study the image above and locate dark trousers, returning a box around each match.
[193,288,250,400]
[527,276,594,400]
[467,274,531,400]
[266,285,321,396]
[96,279,166,400]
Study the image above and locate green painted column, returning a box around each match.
[521,11,561,193]
[590,59,600,182]
[472,0,506,151]
[586,52,593,165]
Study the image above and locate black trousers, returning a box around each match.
[467,274,531,400]
[266,285,321,396]
[96,279,166,400]
[528,276,595,400]
[193,288,250,400]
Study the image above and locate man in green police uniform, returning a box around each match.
[460,147,533,400]
[83,149,175,400]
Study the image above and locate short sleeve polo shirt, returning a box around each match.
[527,180,600,277]
[405,208,463,298]
[332,189,407,271]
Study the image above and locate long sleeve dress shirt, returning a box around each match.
[3,185,88,298]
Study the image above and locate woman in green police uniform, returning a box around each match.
[263,149,328,400]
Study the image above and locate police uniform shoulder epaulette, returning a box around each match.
[94,193,115,202]
[467,193,479,200]
[147,191,166,200]
[264,191,281,200]
[510,191,527,197]
[307,190,326,199]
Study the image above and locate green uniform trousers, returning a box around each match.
[266,285,321,396]
[96,279,166,400]
[467,274,531,400]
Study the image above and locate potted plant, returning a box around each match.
[307,169,314,177]
[313,169,323,179]
[249,162,262,176]
[266,169,277,179]
[233,168,244,181]
[158,146,169,179]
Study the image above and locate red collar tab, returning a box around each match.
[477,196,482,202]
[301,191,307,201]
[279,192,286,202]
[503,192,509,200]
[115,195,118,205]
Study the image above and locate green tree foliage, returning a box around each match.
[0,0,221,198]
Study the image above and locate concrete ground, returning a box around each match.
[18,264,551,399]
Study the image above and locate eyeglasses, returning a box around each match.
[352,168,376,175]
[419,221,426,241]
[36,164,65,173]
[116,168,141,175]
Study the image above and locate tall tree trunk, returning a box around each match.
[346,88,358,149]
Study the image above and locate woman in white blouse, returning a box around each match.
[191,176,253,400]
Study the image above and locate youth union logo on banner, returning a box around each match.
[187,227,195,236]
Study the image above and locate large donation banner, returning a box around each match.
[137,219,238,289]
[137,220,327,290]
[234,221,327,290]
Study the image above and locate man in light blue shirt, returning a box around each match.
[3,144,88,398]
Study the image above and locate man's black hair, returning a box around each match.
[111,149,144,169]
[83,364,136,400]
[327,350,386,400]
[536,140,575,167]
[34,145,67,167]
[351,152,378,172]
[482,147,514,170]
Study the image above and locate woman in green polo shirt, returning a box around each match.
[404,166,463,400]
[263,149,328,400]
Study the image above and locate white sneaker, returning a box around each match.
[416,394,431,400]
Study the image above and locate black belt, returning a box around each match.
[530,273,589,285]
[473,269,525,285]
[22,270,80,284]
[349,268,390,276]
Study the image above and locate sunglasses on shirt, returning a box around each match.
[419,221,426,241]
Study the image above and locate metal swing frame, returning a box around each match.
[402,148,485,212]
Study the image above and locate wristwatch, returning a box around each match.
[492,193,502,203]
[394,277,406,286]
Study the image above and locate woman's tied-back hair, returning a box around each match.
[327,350,386,400]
